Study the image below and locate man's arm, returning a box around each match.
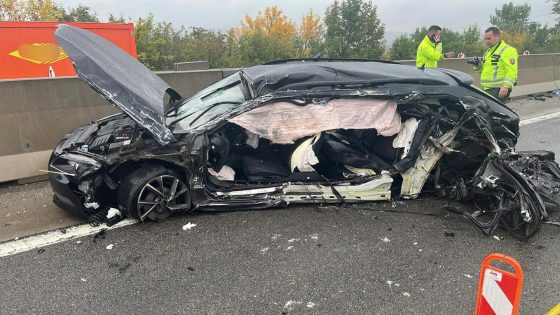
[500,47,518,89]
[419,41,444,62]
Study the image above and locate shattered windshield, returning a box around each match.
[168,72,247,131]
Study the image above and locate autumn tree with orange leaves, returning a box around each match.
[233,6,298,65]
[295,10,324,58]
[0,0,64,21]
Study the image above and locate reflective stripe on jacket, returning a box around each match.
[416,35,443,68]
[476,40,518,89]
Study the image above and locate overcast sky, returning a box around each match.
[57,0,557,40]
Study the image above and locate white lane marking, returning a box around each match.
[519,112,560,126]
[0,219,138,258]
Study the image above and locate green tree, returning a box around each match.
[524,22,552,53]
[440,27,463,55]
[489,2,531,33]
[389,34,416,60]
[183,27,230,68]
[62,4,98,22]
[323,0,385,59]
[551,0,560,28]
[108,13,127,23]
[462,25,485,57]
[135,14,186,71]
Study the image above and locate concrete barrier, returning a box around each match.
[0,70,224,183]
[174,61,210,71]
[0,54,559,183]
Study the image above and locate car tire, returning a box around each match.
[117,165,191,222]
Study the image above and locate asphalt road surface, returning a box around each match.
[1,116,559,314]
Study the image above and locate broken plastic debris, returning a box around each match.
[284,300,302,309]
[310,234,319,240]
[493,235,501,241]
[208,165,235,181]
[260,247,269,254]
[76,240,82,244]
[386,280,394,285]
[395,283,400,287]
[182,222,197,230]
[381,237,391,243]
[286,246,294,250]
[403,292,411,297]
[84,202,100,209]
[307,302,316,308]
[81,278,87,282]
[106,244,114,250]
[288,238,300,243]
[106,208,121,219]
[464,274,473,279]
[413,242,418,245]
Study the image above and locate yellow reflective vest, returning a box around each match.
[475,40,518,89]
[416,35,443,68]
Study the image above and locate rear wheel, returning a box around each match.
[118,166,191,221]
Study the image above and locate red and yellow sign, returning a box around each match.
[1,21,137,80]
[9,42,67,64]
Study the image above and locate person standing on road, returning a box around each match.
[472,27,518,102]
[416,25,454,68]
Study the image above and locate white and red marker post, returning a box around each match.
[475,253,524,315]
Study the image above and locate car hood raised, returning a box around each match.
[54,24,179,146]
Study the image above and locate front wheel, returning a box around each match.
[118,166,191,221]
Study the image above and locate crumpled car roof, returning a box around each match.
[242,61,473,96]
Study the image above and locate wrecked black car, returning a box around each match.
[48,25,560,240]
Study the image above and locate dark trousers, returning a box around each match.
[485,87,512,103]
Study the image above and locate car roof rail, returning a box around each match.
[262,58,401,65]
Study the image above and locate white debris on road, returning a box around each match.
[106,208,121,219]
[288,238,300,243]
[403,292,411,297]
[260,247,269,254]
[493,235,501,241]
[76,240,82,244]
[464,274,473,279]
[81,278,87,282]
[386,280,394,285]
[284,300,302,310]
[106,244,114,250]
[286,246,294,250]
[182,222,197,230]
[307,302,316,308]
[310,234,319,240]
[381,237,391,243]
